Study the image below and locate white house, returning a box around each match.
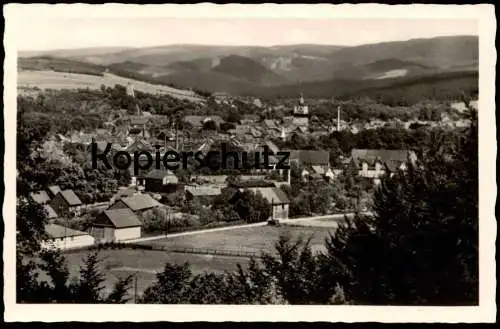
[42,224,95,250]
[90,208,142,243]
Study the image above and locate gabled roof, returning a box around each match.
[58,190,82,206]
[30,191,51,205]
[291,150,330,166]
[125,139,153,153]
[244,187,290,205]
[146,169,179,184]
[48,185,61,197]
[185,186,222,197]
[44,205,58,219]
[45,224,89,239]
[120,194,161,211]
[102,208,143,228]
[112,187,136,200]
[350,149,415,170]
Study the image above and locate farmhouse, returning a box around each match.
[108,193,161,215]
[49,190,83,217]
[91,208,142,243]
[42,224,95,250]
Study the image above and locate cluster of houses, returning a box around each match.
[33,93,423,251]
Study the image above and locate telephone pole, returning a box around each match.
[133,273,138,304]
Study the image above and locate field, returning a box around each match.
[17,70,206,103]
[140,224,335,255]
[62,224,337,299]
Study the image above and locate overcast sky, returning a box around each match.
[14,17,478,51]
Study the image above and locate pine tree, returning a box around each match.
[323,107,478,305]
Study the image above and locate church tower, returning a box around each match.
[292,93,309,128]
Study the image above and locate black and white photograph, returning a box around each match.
[3,3,496,323]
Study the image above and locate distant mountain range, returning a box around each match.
[18,35,478,98]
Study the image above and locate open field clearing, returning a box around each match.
[17,70,206,103]
[58,225,336,298]
[139,225,336,255]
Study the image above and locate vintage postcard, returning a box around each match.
[3,3,497,323]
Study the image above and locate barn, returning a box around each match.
[90,208,143,243]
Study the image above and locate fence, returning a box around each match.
[140,244,260,258]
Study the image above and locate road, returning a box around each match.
[123,212,371,244]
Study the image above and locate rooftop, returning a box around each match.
[45,224,89,239]
[102,208,143,228]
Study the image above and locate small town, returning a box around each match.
[13,10,481,309]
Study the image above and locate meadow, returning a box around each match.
[62,224,336,298]
[17,70,205,103]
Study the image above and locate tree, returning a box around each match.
[322,107,478,305]
[234,190,271,223]
[140,263,193,303]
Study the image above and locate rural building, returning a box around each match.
[185,186,222,205]
[47,185,62,198]
[110,187,136,203]
[42,224,95,250]
[345,149,417,180]
[144,169,179,193]
[49,190,83,217]
[108,193,161,214]
[91,208,142,243]
[240,187,290,220]
[30,190,51,205]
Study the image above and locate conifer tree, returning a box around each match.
[323,105,478,305]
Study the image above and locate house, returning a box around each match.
[91,208,142,243]
[347,149,417,179]
[108,193,162,214]
[42,224,95,250]
[30,190,51,205]
[244,187,290,220]
[47,185,62,199]
[49,190,83,217]
[185,186,222,205]
[43,204,59,220]
[144,169,179,193]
